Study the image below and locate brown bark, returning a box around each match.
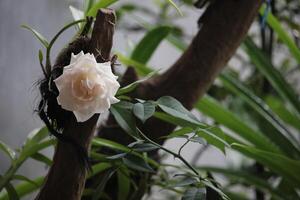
[35,9,116,200]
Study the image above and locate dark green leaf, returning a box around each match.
[110,103,139,139]
[166,127,194,138]
[132,143,158,152]
[131,26,172,64]
[30,152,52,166]
[117,53,153,76]
[4,182,19,200]
[92,138,131,153]
[182,187,206,200]
[92,169,116,200]
[12,175,38,187]
[171,177,198,187]
[106,153,127,160]
[117,167,130,200]
[133,102,156,123]
[24,127,49,148]
[21,25,49,47]
[122,154,154,173]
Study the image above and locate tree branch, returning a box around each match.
[35,9,116,200]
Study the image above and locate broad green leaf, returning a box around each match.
[122,154,154,173]
[21,25,49,47]
[87,0,118,17]
[171,177,198,187]
[117,168,130,200]
[30,153,52,166]
[131,26,172,64]
[166,127,194,138]
[265,96,300,132]
[260,4,300,66]
[196,127,229,154]
[131,143,158,152]
[243,37,300,116]
[116,53,153,76]
[220,73,300,158]
[133,102,156,123]
[0,141,16,161]
[157,96,205,127]
[92,169,117,200]
[232,144,300,187]
[196,96,279,153]
[20,139,56,161]
[110,103,139,139]
[182,187,206,200]
[199,166,287,200]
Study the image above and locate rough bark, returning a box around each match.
[35,9,115,200]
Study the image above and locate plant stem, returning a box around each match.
[137,129,199,176]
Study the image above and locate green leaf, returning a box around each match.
[196,96,279,153]
[166,0,183,16]
[171,177,198,187]
[117,168,130,200]
[260,4,300,66]
[117,71,157,96]
[12,175,38,187]
[24,127,49,148]
[220,73,300,158]
[232,143,300,187]
[87,0,118,17]
[131,143,158,152]
[30,152,52,166]
[110,103,139,139]
[4,182,19,200]
[166,127,194,138]
[196,127,229,154]
[0,141,16,161]
[265,96,300,132]
[157,96,205,127]
[122,154,154,173]
[21,25,49,47]
[131,26,172,64]
[92,138,131,153]
[182,187,206,200]
[133,102,156,123]
[199,166,287,200]
[87,163,112,179]
[92,169,117,200]
[116,53,153,76]
[20,139,56,161]
[243,37,300,116]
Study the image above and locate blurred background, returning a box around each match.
[1,0,300,199]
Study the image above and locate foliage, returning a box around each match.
[1,0,300,200]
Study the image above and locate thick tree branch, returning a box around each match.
[35,9,115,200]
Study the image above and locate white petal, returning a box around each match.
[70,51,84,64]
[73,109,95,122]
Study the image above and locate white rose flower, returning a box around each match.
[54,51,120,122]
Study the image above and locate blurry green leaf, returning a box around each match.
[133,102,156,123]
[265,96,300,132]
[131,26,172,64]
[196,96,278,153]
[220,73,300,157]
[106,153,128,160]
[30,152,52,166]
[0,141,16,161]
[132,143,158,152]
[171,177,198,187]
[260,4,300,66]
[182,187,206,200]
[232,144,300,187]
[110,103,139,139]
[116,71,157,96]
[166,0,183,16]
[21,25,49,47]
[243,37,300,116]
[4,182,19,200]
[24,127,48,148]
[196,127,229,154]
[122,154,154,173]
[92,169,116,200]
[12,175,38,187]
[87,0,118,17]
[157,96,205,127]
[92,138,131,153]
[117,168,130,200]
[20,139,56,161]
[166,127,194,138]
[117,53,153,76]
[200,166,286,200]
